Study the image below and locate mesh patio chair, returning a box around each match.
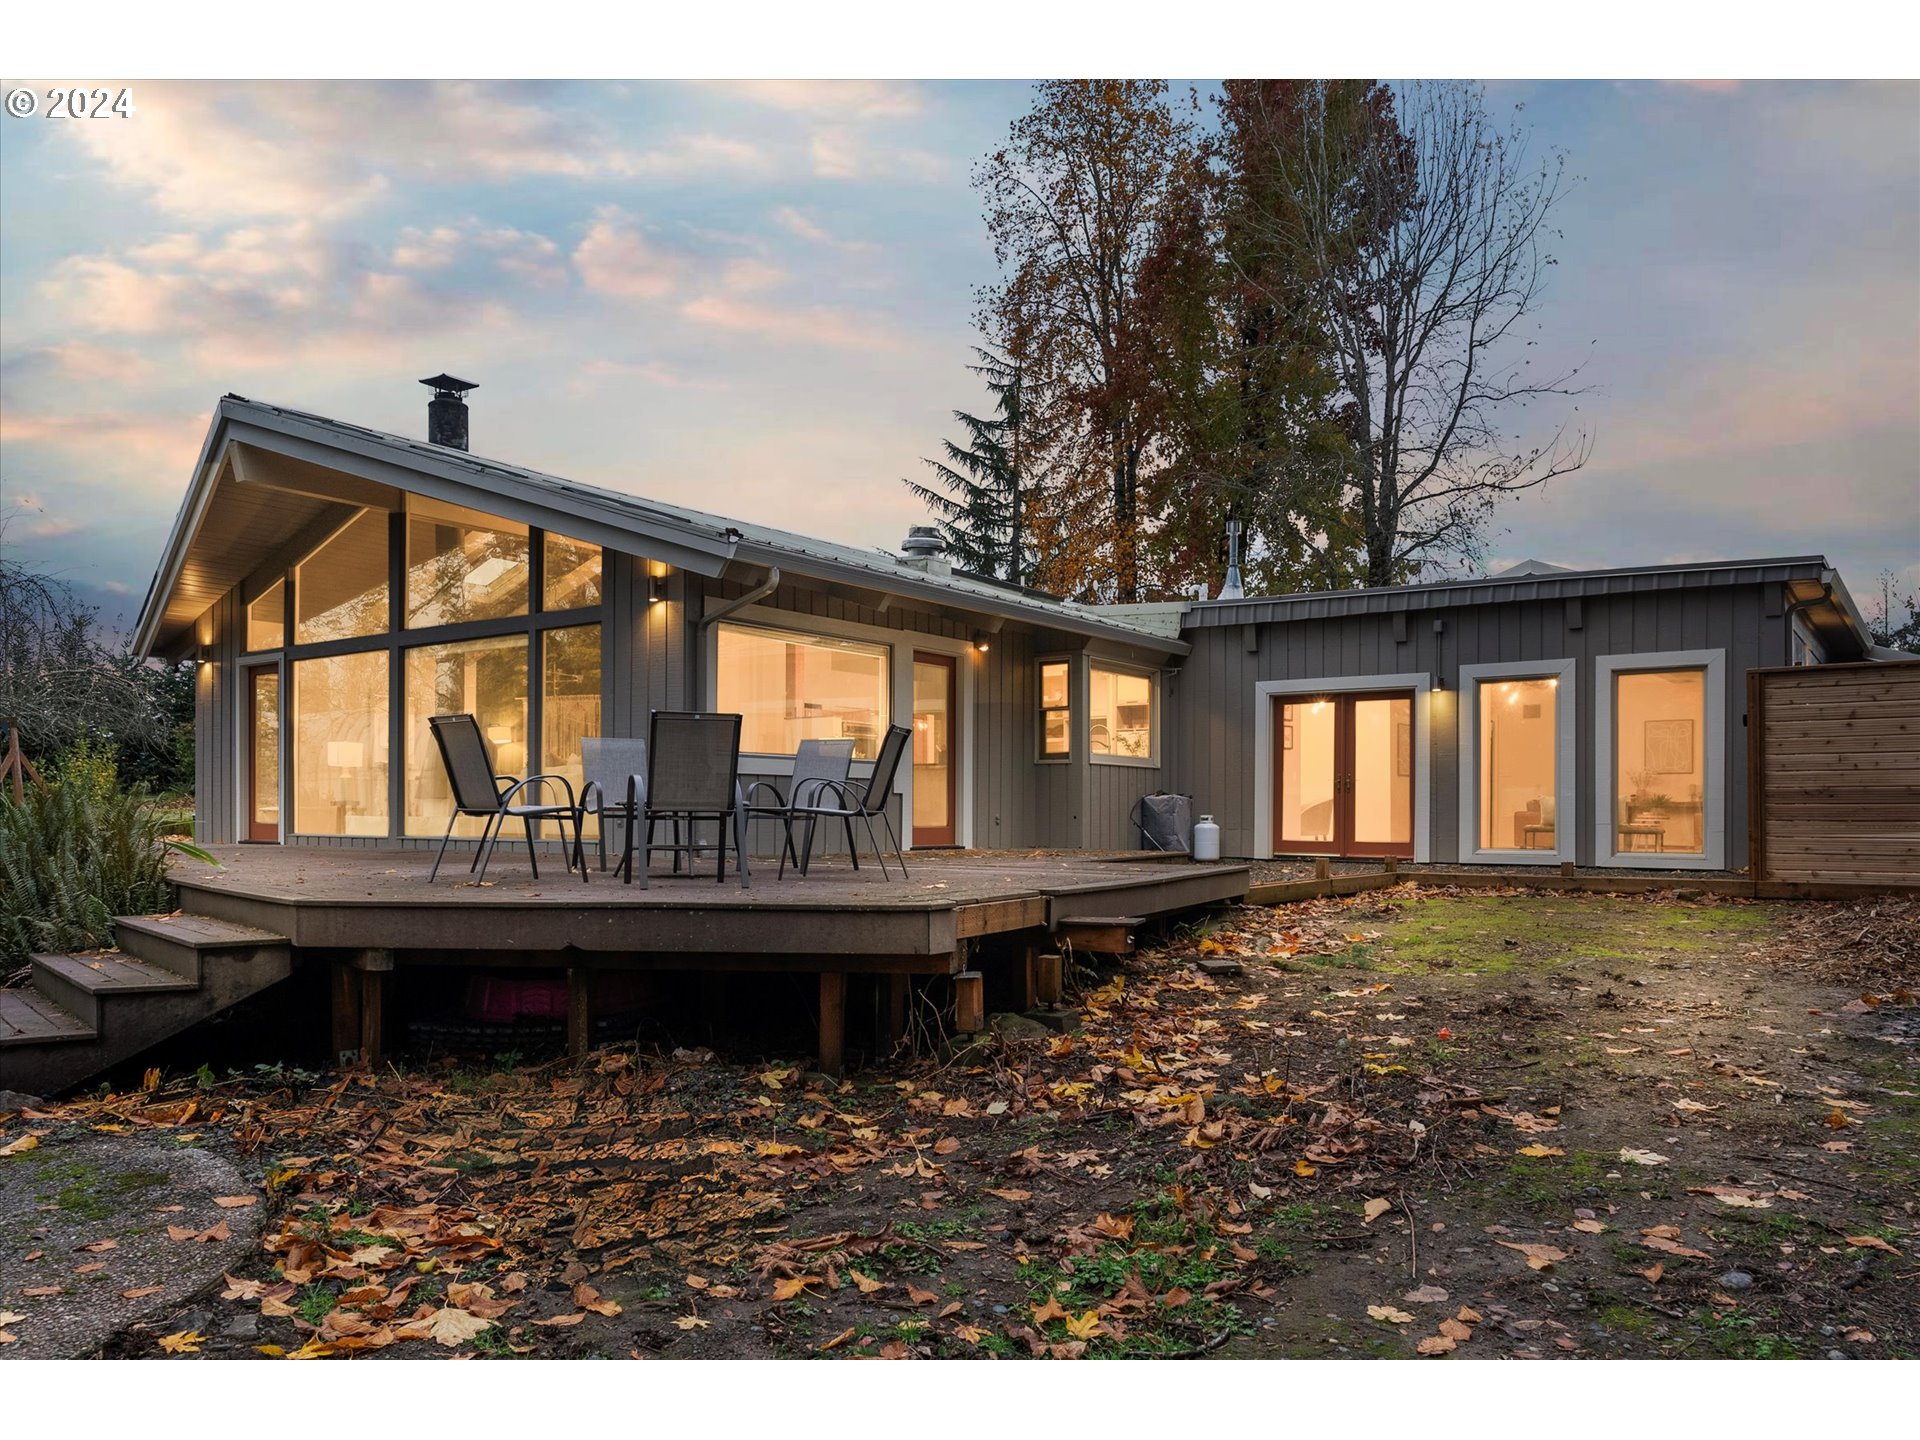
[744,738,856,880]
[620,711,751,889]
[426,713,581,884]
[788,723,912,879]
[571,735,651,879]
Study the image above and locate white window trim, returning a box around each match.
[1457,659,1577,866]
[699,603,975,850]
[1593,648,1726,871]
[1035,655,1074,765]
[1252,674,1433,863]
[1088,658,1162,770]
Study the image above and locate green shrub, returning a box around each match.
[0,742,215,970]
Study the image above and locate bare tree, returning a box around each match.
[1242,80,1591,585]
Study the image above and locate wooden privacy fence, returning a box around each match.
[1748,661,1920,888]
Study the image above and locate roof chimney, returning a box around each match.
[900,525,951,576]
[420,373,477,450]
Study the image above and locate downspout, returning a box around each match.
[1782,582,1831,666]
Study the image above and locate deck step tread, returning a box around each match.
[113,913,288,948]
[1057,915,1147,928]
[31,952,199,994]
[0,988,96,1045]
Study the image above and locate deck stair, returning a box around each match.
[0,913,291,1095]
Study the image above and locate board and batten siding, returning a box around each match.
[1169,583,1791,864]
[1751,661,1920,886]
[193,591,243,846]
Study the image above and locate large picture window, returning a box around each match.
[403,636,530,837]
[1611,669,1706,856]
[1089,662,1156,764]
[294,510,389,644]
[1458,660,1575,864]
[541,624,603,812]
[405,497,530,628]
[715,622,889,760]
[291,650,389,836]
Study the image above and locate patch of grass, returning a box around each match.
[294,1284,337,1326]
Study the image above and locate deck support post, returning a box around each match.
[1314,857,1331,882]
[1020,940,1040,1012]
[818,971,846,1078]
[351,949,394,1069]
[1384,857,1399,878]
[1035,952,1064,1007]
[954,970,985,1034]
[567,967,591,1058]
[330,957,362,1064]
[1561,861,1576,880]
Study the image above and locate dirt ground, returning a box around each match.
[2,885,1914,1361]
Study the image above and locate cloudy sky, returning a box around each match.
[1,79,1915,629]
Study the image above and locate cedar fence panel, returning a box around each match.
[1749,661,1920,887]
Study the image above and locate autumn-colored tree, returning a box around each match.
[974,80,1199,602]
[1234,80,1590,585]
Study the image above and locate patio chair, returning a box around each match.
[426,713,581,884]
[620,711,751,889]
[744,738,856,879]
[788,723,912,879]
[571,735,651,878]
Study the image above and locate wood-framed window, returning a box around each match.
[1037,658,1072,761]
[1089,661,1158,767]
[1457,659,1577,865]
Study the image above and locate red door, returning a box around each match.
[1273,692,1414,858]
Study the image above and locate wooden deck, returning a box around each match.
[169,847,1249,1074]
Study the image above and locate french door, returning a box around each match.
[911,653,957,847]
[1272,691,1414,858]
[247,667,282,842]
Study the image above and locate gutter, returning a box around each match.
[697,565,782,630]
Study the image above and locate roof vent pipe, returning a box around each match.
[420,373,478,451]
[900,525,951,576]
[1218,516,1246,601]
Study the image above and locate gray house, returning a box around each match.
[136,384,1889,871]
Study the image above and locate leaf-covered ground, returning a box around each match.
[2,888,1915,1360]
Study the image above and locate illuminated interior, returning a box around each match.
[1352,695,1413,847]
[403,636,529,837]
[912,658,953,836]
[716,622,889,760]
[404,496,529,628]
[1039,661,1070,757]
[291,650,389,836]
[1279,698,1336,843]
[294,510,388,644]
[246,579,285,652]
[541,624,603,836]
[1478,677,1558,850]
[1089,664,1154,760]
[1612,669,1705,854]
[543,532,604,610]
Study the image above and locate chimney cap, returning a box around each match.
[901,525,947,558]
[419,373,479,396]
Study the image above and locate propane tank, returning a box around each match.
[1192,814,1221,862]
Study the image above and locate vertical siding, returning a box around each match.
[194,592,241,845]
[1170,582,1789,865]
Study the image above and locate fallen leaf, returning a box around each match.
[1844,1328,1875,1343]
[1844,1236,1902,1255]
[1416,1334,1456,1356]
[1403,1285,1449,1305]
[1456,1306,1483,1323]
[1639,1263,1665,1285]
[1438,1317,1474,1342]
[906,1285,940,1306]
[157,1330,205,1355]
[673,1314,710,1330]
[211,1195,258,1209]
[987,1188,1031,1203]
[1031,1296,1071,1326]
[531,1312,586,1327]
[849,1270,883,1295]
[221,1274,266,1301]
[1063,1310,1106,1340]
[1618,1148,1668,1167]
[418,1307,493,1347]
[79,1239,117,1254]
[819,1326,857,1352]
[1368,1305,1415,1324]
[0,1133,42,1157]
[1517,1144,1565,1158]
[1495,1241,1568,1270]
[572,1283,622,1317]
[121,1287,164,1300]
[1293,1159,1317,1177]
[1362,1197,1392,1225]
[771,1276,822,1302]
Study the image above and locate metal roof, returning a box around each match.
[135,396,1187,659]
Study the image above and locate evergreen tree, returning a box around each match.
[904,347,1031,585]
